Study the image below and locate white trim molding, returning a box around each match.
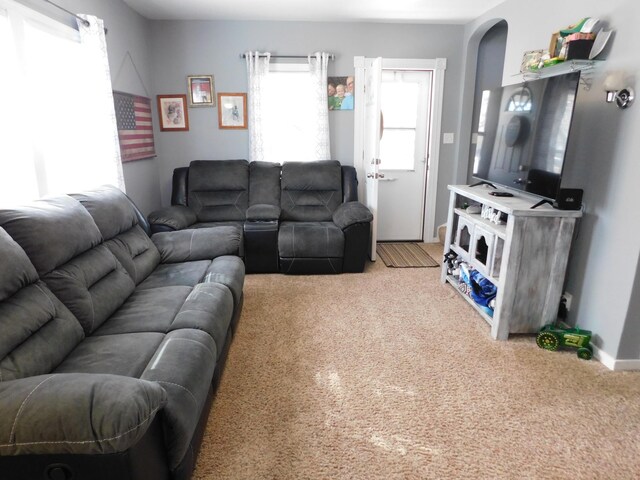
[592,344,640,371]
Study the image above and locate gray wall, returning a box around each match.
[148,20,465,231]
[462,0,640,361]
[42,0,162,215]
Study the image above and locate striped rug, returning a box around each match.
[377,242,439,268]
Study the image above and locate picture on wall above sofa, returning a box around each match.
[157,94,190,131]
[187,74,215,107]
[113,91,156,161]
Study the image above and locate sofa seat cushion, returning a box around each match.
[140,329,217,470]
[278,221,345,258]
[203,255,245,309]
[92,286,192,336]
[54,332,165,378]
[136,260,211,290]
[170,283,234,359]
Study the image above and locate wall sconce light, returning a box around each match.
[603,71,635,109]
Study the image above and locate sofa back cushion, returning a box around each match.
[0,195,102,276]
[72,186,161,284]
[0,196,135,335]
[188,160,249,221]
[0,228,84,381]
[280,161,343,221]
[249,161,281,206]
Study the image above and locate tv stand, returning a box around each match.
[530,198,555,209]
[441,185,582,340]
[469,180,497,189]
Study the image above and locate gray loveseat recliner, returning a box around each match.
[148,159,373,274]
[0,185,244,480]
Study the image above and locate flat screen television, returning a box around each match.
[470,71,581,201]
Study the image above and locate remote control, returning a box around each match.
[489,191,514,197]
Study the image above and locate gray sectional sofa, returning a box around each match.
[0,186,244,480]
[148,159,373,274]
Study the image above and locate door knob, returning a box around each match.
[367,173,374,178]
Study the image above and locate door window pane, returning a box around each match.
[379,77,420,170]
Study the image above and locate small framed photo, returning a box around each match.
[157,94,189,131]
[187,75,215,107]
[217,93,247,129]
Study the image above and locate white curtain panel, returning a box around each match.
[77,15,126,191]
[308,52,331,160]
[245,51,271,162]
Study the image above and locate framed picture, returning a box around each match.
[157,94,189,131]
[187,75,215,107]
[217,93,247,129]
[328,75,354,110]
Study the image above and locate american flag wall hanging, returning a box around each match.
[113,91,156,162]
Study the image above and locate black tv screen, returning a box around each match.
[471,71,580,200]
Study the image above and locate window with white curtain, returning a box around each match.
[0,0,122,207]
[261,63,328,163]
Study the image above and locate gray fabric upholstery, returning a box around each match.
[43,245,136,335]
[0,228,38,302]
[278,221,345,258]
[55,332,164,378]
[280,161,342,221]
[332,201,374,230]
[246,204,281,221]
[0,281,84,381]
[151,226,241,263]
[136,260,211,290]
[188,160,249,222]
[249,161,281,206]
[0,228,85,381]
[0,186,246,471]
[104,225,161,285]
[140,329,216,470]
[93,286,191,336]
[73,186,162,285]
[0,196,102,276]
[71,186,137,241]
[0,373,166,456]
[148,205,197,231]
[203,255,246,308]
[171,283,234,358]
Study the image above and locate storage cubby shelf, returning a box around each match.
[454,208,507,239]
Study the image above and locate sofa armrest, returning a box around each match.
[151,226,241,263]
[246,204,281,222]
[333,201,373,230]
[0,373,166,457]
[148,205,197,232]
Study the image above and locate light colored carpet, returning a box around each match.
[377,242,439,268]
[194,244,640,479]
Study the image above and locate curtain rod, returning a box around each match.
[42,0,89,27]
[240,54,335,60]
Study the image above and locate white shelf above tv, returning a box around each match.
[515,59,601,89]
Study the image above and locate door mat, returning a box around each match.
[377,243,439,268]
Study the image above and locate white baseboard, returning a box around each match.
[592,344,640,371]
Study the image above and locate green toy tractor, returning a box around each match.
[536,324,593,360]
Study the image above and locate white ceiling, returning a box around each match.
[122,0,505,24]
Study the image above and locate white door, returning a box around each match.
[377,70,433,241]
[362,57,382,260]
